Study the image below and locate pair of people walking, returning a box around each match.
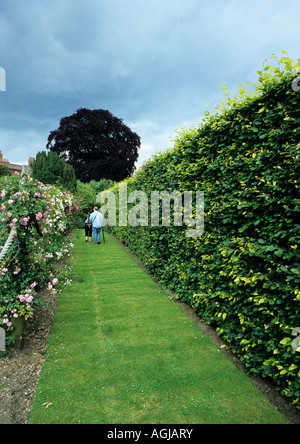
[85,207,104,244]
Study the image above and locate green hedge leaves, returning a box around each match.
[109,64,300,408]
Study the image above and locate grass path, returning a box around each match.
[29,232,289,424]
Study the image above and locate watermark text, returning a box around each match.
[292,68,300,92]
[98,184,204,238]
[0,67,6,92]
[292,328,300,352]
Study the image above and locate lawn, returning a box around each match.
[29,232,289,424]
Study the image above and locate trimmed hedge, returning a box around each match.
[108,64,300,407]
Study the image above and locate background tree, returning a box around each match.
[75,180,97,222]
[61,162,77,194]
[90,178,116,194]
[0,165,12,176]
[46,108,141,183]
[32,151,77,193]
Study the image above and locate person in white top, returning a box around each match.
[89,207,104,244]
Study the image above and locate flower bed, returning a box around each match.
[0,175,79,347]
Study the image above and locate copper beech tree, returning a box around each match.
[47,108,141,183]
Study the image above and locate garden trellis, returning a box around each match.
[0,225,18,351]
[0,226,17,263]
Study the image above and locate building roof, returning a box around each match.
[0,150,34,176]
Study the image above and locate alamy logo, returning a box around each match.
[292,68,300,92]
[292,328,300,352]
[0,67,6,91]
[98,184,204,238]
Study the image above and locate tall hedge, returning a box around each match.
[108,62,300,407]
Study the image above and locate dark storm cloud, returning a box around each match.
[0,0,299,166]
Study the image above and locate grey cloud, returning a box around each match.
[0,0,299,165]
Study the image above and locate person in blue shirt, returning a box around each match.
[89,207,104,244]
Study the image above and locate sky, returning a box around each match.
[0,0,299,170]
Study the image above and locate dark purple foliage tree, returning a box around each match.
[47,108,141,183]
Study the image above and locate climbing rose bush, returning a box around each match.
[0,175,79,334]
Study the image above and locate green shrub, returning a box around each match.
[0,165,12,177]
[32,151,77,193]
[75,180,97,221]
[0,175,78,346]
[108,57,300,407]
